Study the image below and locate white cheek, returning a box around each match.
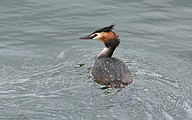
[93,35,101,40]
[93,36,97,40]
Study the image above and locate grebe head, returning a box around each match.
[79,24,120,48]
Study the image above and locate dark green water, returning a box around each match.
[0,0,192,119]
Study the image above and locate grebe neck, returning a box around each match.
[98,47,115,58]
[97,31,120,58]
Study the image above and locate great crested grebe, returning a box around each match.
[79,24,132,88]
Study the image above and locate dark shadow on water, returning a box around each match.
[100,86,109,89]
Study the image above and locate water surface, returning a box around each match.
[0,0,192,120]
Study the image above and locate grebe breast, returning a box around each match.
[91,57,132,88]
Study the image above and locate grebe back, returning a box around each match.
[79,24,132,88]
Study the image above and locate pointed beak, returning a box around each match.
[79,35,93,39]
[79,34,97,39]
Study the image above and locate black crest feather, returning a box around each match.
[93,24,115,33]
